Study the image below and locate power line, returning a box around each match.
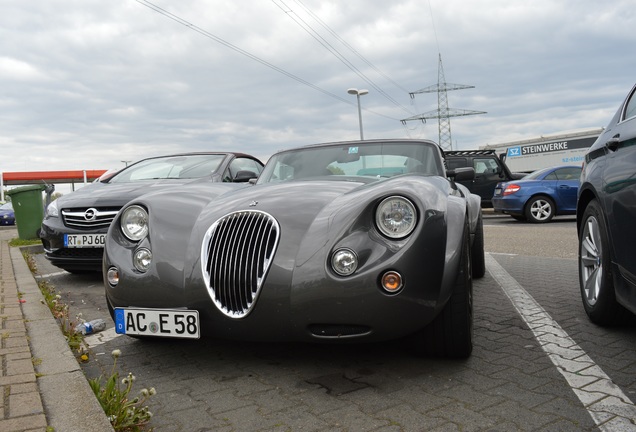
[279,0,414,115]
[135,0,404,121]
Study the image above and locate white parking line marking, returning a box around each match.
[486,253,636,431]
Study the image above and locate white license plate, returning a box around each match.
[64,233,106,248]
[494,188,502,196]
[114,308,200,339]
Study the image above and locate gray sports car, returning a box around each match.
[104,139,484,358]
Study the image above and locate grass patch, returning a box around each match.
[9,237,41,247]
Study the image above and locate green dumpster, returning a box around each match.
[7,185,46,240]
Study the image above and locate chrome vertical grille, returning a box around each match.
[201,210,280,318]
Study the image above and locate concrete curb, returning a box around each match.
[10,244,113,432]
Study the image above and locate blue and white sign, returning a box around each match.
[507,146,521,157]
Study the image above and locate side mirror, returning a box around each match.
[447,167,475,182]
[233,170,258,183]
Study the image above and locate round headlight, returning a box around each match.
[331,248,358,276]
[120,205,148,241]
[133,248,153,273]
[375,196,417,239]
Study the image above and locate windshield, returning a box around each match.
[258,142,443,184]
[0,202,12,210]
[108,154,227,183]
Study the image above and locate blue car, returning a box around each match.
[0,202,15,226]
[492,165,582,223]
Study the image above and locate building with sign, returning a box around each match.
[481,128,603,173]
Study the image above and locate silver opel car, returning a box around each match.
[40,152,263,273]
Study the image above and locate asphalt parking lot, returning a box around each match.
[29,213,636,431]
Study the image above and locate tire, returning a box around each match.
[413,223,473,358]
[471,213,486,279]
[525,196,555,223]
[578,200,627,325]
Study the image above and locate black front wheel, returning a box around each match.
[471,213,485,279]
[413,223,473,358]
[578,200,626,325]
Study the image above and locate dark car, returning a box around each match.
[445,149,525,207]
[0,202,15,225]
[492,165,582,223]
[103,139,485,358]
[577,83,636,324]
[40,152,263,273]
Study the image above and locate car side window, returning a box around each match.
[223,158,264,182]
[623,89,636,121]
[446,158,466,170]
[473,158,498,174]
[544,172,558,180]
[554,167,582,180]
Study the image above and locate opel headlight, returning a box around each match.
[120,205,148,241]
[46,200,59,218]
[375,196,417,239]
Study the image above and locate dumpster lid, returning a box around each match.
[6,184,46,195]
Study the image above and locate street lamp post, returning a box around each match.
[347,88,368,140]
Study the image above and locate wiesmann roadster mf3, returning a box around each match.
[104,139,484,358]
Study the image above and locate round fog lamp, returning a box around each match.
[107,267,120,286]
[381,271,403,293]
[133,248,153,273]
[331,248,358,276]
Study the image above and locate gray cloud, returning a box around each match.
[1,0,635,176]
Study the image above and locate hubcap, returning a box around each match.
[530,199,552,221]
[580,215,602,306]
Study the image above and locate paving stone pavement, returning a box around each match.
[3,219,636,431]
[0,227,112,432]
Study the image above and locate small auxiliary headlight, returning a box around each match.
[331,248,358,276]
[107,267,120,286]
[133,248,152,273]
[381,271,403,293]
[120,205,148,241]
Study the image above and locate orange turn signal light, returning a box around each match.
[381,271,403,293]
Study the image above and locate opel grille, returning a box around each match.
[201,210,280,318]
[62,207,120,230]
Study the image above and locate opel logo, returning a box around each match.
[84,208,97,221]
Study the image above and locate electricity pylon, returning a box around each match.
[401,54,486,150]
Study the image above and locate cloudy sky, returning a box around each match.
[2,0,635,177]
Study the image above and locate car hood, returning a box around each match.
[200,178,376,223]
[55,178,196,208]
[0,209,14,216]
[191,176,449,258]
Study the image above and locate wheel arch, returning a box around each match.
[577,186,598,234]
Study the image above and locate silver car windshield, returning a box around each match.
[258,142,443,184]
[108,154,227,183]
